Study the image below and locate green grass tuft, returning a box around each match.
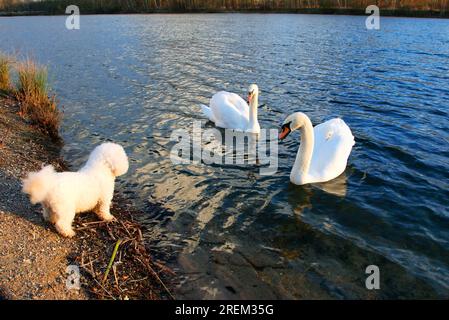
[0,55,12,92]
[15,59,61,139]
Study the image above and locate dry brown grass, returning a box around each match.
[0,55,12,92]
[15,59,61,139]
[72,193,175,300]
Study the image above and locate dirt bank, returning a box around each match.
[0,96,172,299]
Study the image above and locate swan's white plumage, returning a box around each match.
[200,104,214,122]
[282,112,354,185]
[200,87,260,133]
[209,91,249,131]
[306,118,355,183]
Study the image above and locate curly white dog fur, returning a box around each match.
[22,142,129,238]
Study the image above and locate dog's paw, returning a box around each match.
[61,229,76,238]
[103,214,117,222]
[55,224,76,238]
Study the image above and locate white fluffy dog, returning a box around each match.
[22,142,129,238]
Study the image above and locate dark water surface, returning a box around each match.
[1,14,448,299]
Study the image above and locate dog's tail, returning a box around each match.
[22,165,57,204]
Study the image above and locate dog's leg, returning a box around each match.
[55,223,76,238]
[54,210,76,238]
[55,221,76,238]
[96,198,116,222]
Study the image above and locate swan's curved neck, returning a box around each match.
[291,116,314,184]
[248,93,258,126]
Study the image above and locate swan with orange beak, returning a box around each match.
[279,112,354,185]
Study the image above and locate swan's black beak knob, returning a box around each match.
[279,123,291,140]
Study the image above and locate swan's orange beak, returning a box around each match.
[247,93,252,105]
[279,124,291,140]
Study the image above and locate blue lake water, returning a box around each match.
[1,14,448,298]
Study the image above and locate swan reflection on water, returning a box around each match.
[285,172,348,222]
[170,122,278,175]
[314,172,348,198]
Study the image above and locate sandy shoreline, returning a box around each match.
[0,96,172,299]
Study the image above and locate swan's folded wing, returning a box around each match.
[309,118,355,182]
[228,93,250,116]
[212,91,249,117]
[210,91,249,130]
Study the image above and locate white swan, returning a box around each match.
[200,84,260,133]
[279,112,355,185]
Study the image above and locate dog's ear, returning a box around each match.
[101,143,129,177]
[22,165,56,204]
[110,156,129,177]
